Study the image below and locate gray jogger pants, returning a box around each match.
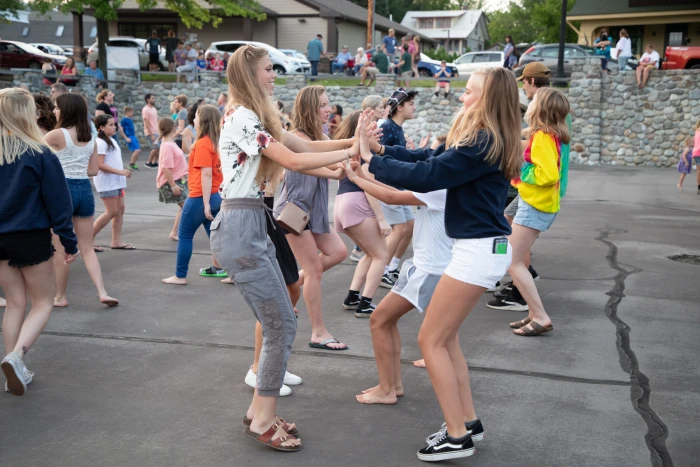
[210,198,297,397]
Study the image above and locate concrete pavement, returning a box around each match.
[1,163,699,467]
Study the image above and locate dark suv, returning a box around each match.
[514,44,594,78]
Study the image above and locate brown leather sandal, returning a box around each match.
[243,415,298,435]
[509,317,531,329]
[244,422,302,452]
[513,321,553,336]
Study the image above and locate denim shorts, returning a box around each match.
[66,178,95,218]
[513,197,557,233]
[693,156,700,166]
[381,202,414,225]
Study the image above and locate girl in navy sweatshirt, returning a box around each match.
[358,68,523,461]
[0,88,79,396]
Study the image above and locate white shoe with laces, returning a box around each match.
[2,352,31,396]
[244,366,293,396]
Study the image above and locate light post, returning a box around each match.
[554,0,568,86]
[443,29,451,53]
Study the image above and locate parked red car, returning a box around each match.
[661,46,700,70]
[0,40,67,70]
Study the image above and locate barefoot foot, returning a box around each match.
[356,387,398,405]
[100,295,119,307]
[221,277,234,284]
[169,235,179,242]
[362,384,403,397]
[162,276,187,285]
[54,297,68,307]
[413,359,426,368]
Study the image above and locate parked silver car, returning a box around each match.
[514,43,594,78]
[454,51,505,75]
[31,43,69,57]
[87,37,168,70]
[205,41,296,74]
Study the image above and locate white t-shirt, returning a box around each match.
[640,51,660,69]
[411,190,453,276]
[616,37,632,57]
[93,137,126,192]
[219,106,277,199]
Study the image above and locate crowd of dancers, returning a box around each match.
[0,45,571,461]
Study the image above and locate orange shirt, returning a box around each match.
[188,136,223,198]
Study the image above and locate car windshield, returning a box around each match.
[17,43,49,55]
[294,52,306,60]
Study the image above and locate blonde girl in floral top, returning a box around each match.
[213,45,363,452]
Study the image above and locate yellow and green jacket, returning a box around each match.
[511,130,564,214]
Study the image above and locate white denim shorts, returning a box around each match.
[444,237,512,289]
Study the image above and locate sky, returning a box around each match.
[482,0,512,12]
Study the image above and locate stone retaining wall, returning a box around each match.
[568,58,700,166]
[9,62,700,167]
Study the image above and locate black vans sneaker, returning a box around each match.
[425,419,485,443]
[417,431,475,462]
[379,273,396,289]
[493,281,513,299]
[486,287,528,312]
[355,297,376,318]
[343,290,360,310]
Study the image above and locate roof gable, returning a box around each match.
[401,9,487,40]
[569,0,700,17]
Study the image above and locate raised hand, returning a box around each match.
[406,138,416,150]
[358,114,373,163]
[419,132,432,149]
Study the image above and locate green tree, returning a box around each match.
[30,0,265,75]
[487,0,578,47]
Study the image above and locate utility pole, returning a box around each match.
[554,0,567,86]
[367,0,375,49]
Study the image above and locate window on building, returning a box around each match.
[90,26,97,38]
[418,18,434,29]
[22,27,29,37]
[56,26,64,37]
[668,31,683,46]
[436,18,451,29]
[117,23,177,40]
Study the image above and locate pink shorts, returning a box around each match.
[334,192,376,232]
[438,82,449,88]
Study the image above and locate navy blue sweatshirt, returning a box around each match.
[368,134,511,239]
[0,147,78,254]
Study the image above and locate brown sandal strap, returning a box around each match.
[509,317,531,329]
[517,321,553,336]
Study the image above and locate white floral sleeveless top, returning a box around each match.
[55,128,95,179]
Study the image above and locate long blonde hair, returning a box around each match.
[446,68,522,180]
[362,95,383,110]
[227,45,283,188]
[291,85,325,142]
[523,87,570,145]
[195,104,222,150]
[0,88,50,165]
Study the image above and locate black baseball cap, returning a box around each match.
[387,87,418,113]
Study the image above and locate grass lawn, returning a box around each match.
[138,74,525,89]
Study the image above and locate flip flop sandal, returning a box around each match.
[509,317,532,329]
[93,245,104,253]
[514,321,553,337]
[111,245,136,250]
[308,338,348,351]
[244,422,302,452]
[243,415,298,435]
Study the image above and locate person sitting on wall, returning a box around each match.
[332,46,353,75]
[358,44,390,87]
[636,44,660,89]
[83,60,106,89]
[433,61,451,97]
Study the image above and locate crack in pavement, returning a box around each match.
[30,329,631,387]
[596,228,673,467]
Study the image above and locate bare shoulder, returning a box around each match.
[291,130,312,141]
[44,129,66,150]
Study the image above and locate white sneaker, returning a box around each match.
[349,250,364,262]
[283,371,302,386]
[244,366,292,397]
[4,368,33,393]
[1,352,29,396]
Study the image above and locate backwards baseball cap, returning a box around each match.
[517,62,551,81]
[387,87,418,113]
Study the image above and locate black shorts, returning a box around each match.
[0,228,55,268]
[149,54,161,65]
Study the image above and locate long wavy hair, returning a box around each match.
[0,88,49,165]
[33,93,57,133]
[94,114,115,150]
[226,45,283,189]
[523,87,570,145]
[291,85,325,142]
[195,104,221,150]
[446,68,522,180]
